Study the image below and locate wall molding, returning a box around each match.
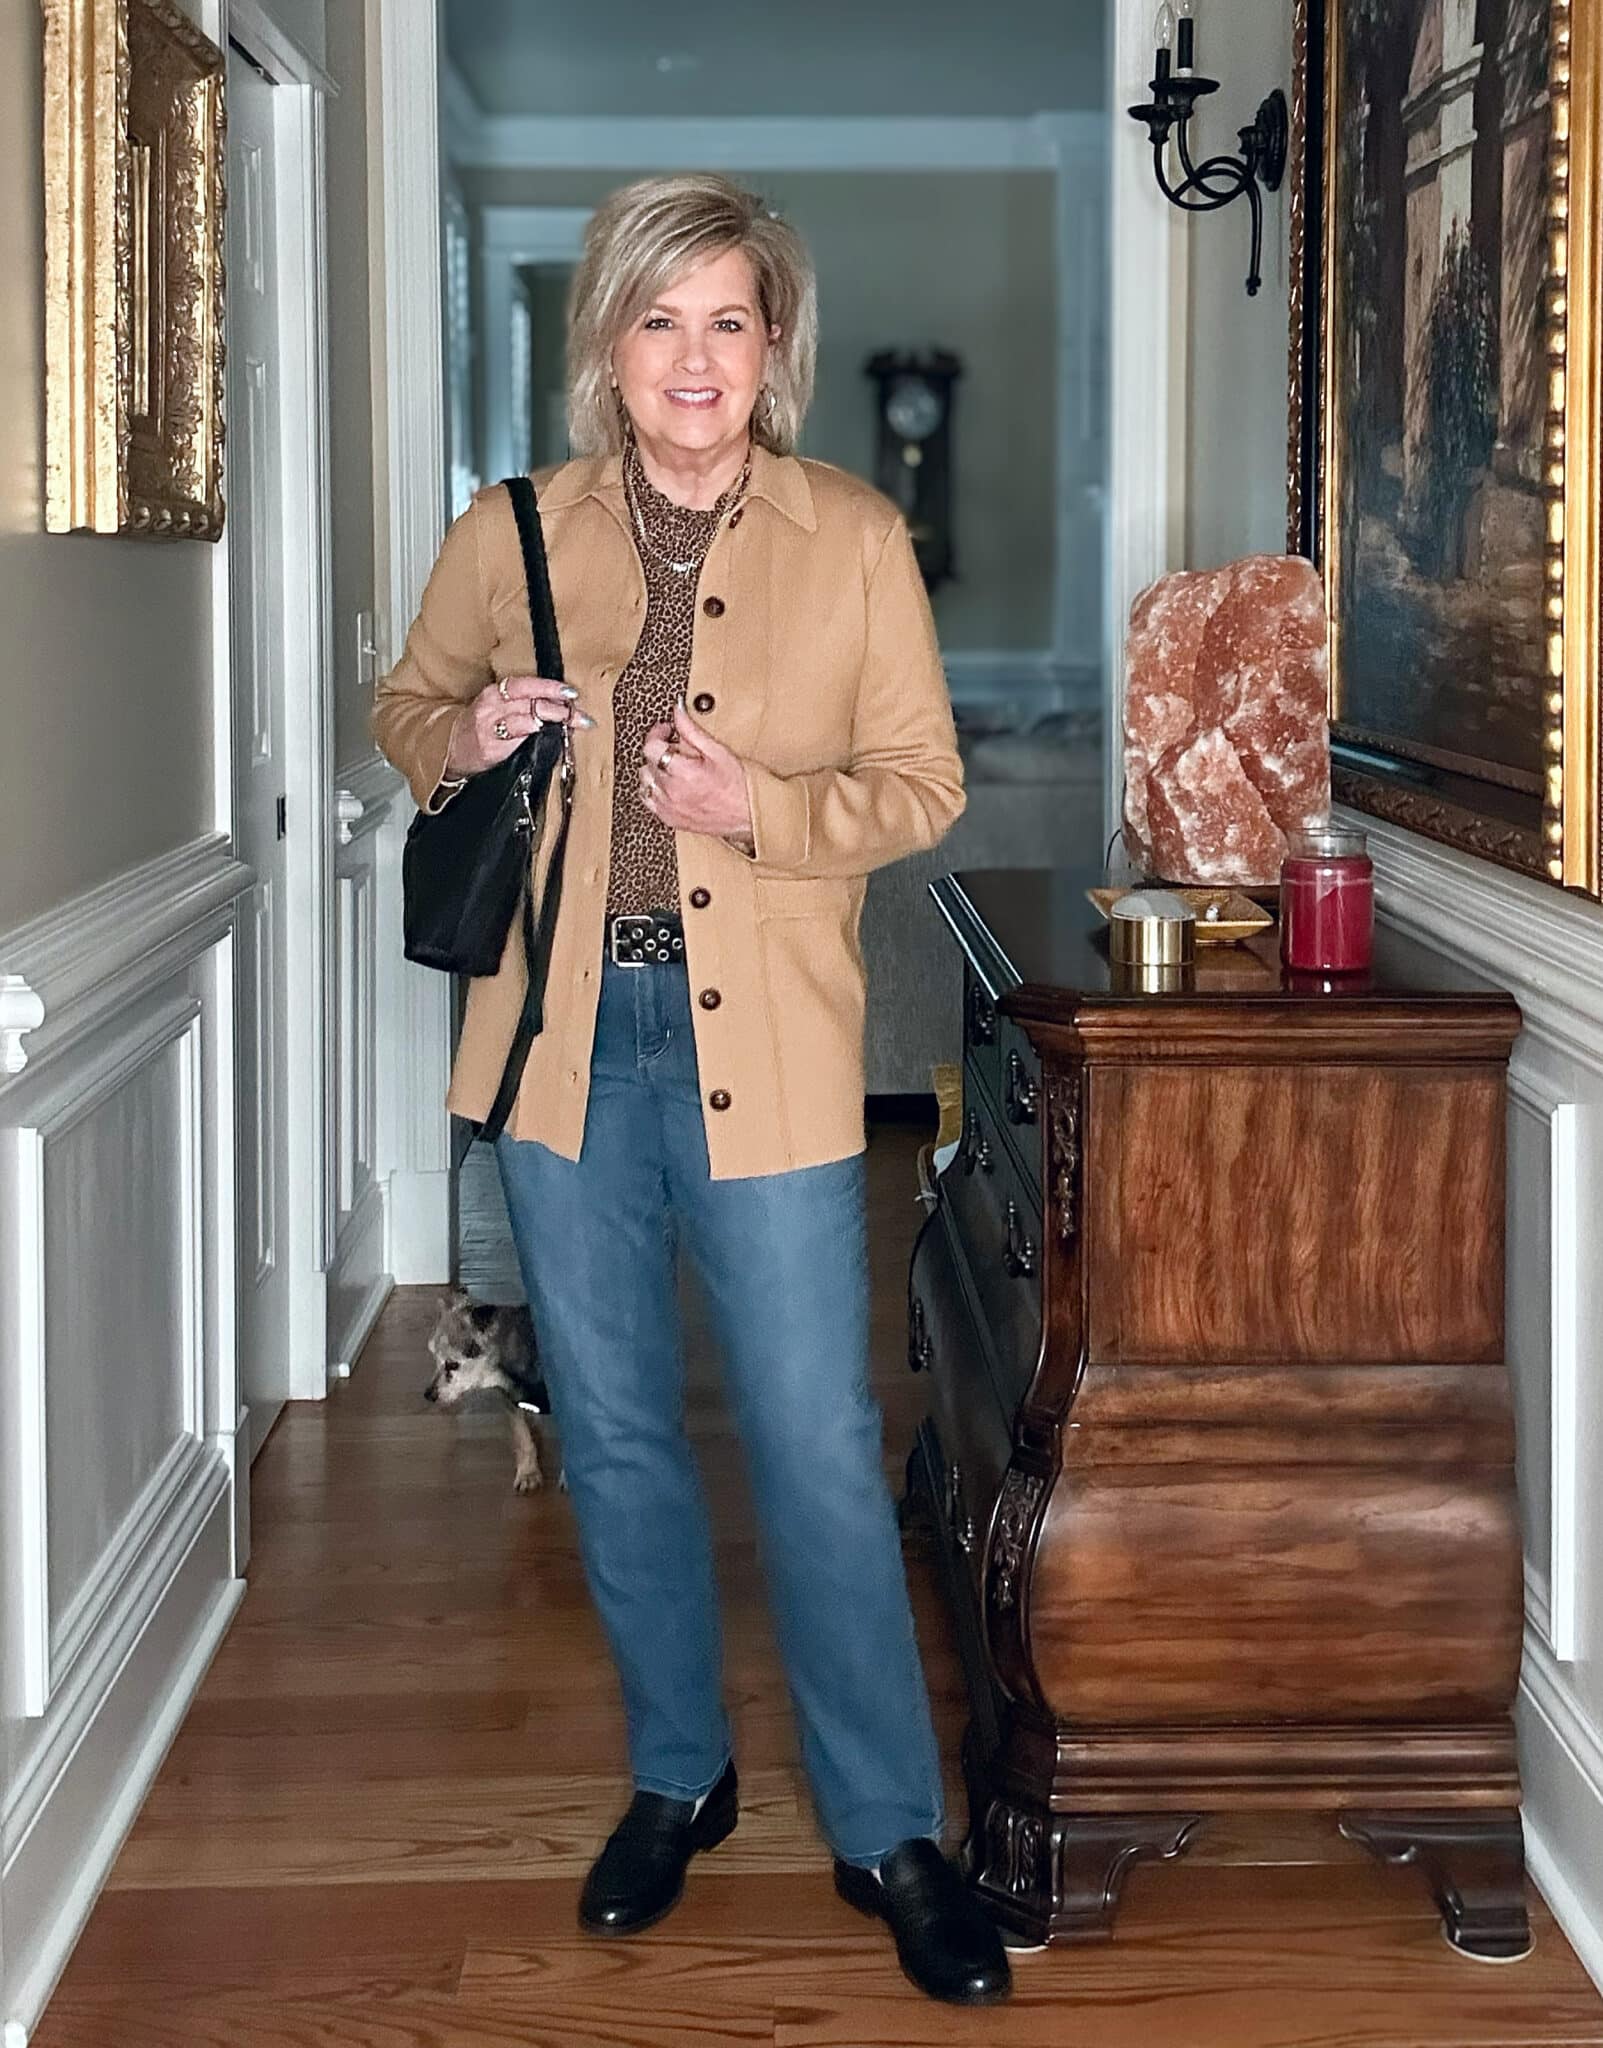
[451,106,1081,174]
[0,837,252,1090]
[3,1523,239,2045]
[0,982,43,1079]
[1357,814,1603,1077]
[1522,1625,1603,1993]
[1362,816,1603,1989]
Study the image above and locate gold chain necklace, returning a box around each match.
[624,444,752,576]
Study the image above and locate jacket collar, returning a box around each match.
[535,443,817,533]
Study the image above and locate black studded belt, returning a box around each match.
[608,910,686,967]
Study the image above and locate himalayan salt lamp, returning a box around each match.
[1124,555,1330,885]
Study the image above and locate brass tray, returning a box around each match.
[1087,887,1274,946]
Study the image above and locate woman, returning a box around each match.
[373,174,1007,2007]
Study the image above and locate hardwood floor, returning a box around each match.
[32,1124,1603,2047]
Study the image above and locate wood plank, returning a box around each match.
[26,1122,1603,2048]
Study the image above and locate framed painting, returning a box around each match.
[43,0,227,540]
[1288,0,1601,892]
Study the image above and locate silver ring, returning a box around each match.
[494,717,510,742]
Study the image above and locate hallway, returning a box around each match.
[23,1127,1603,2047]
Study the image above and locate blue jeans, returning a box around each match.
[495,955,945,1864]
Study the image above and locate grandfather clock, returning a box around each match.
[865,349,961,591]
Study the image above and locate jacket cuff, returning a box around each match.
[413,705,466,813]
[743,760,810,870]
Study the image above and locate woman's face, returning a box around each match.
[612,244,778,462]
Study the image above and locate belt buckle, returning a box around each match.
[609,914,683,967]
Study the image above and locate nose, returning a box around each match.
[676,330,711,374]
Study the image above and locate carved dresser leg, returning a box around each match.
[1340,1810,1533,1961]
[967,1793,1204,1942]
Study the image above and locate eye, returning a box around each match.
[442,1362,458,1376]
[715,317,746,332]
[460,1338,482,1360]
[643,314,671,330]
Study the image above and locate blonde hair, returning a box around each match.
[567,174,818,457]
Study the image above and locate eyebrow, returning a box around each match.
[647,300,756,317]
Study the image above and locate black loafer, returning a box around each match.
[834,1837,1012,2005]
[579,1759,738,1935]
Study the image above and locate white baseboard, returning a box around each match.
[387,1167,452,1284]
[1520,1631,1603,1992]
[2,1490,240,2044]
[328,1178,392,1381]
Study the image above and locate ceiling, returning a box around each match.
[441,0,1107,120]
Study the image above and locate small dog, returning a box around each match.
[424,1290,565,1493]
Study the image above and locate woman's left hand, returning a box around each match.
[640,702,754,848]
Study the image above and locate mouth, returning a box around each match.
[663,387,723,410]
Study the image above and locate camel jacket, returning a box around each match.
[372,446,965,1180]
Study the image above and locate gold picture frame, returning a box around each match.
[43,0,226,540]
[1288,0,1601,894]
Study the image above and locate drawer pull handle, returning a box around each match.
[945,1460,978,1555]
[1003,1198,1037,1280]
[1005,1049,1040,1126]
[967,982,997,1047]
[961,1109,994,1175]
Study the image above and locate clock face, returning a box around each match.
[885,374,943,443]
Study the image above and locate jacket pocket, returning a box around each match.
[753,873,862,922]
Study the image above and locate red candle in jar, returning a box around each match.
[1279,827,1374,973]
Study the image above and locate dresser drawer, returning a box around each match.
[911,1207,1015,1590]
[962,962,1002,1112]
[943,1091,1044,1414]
[995,1014,1044,1196]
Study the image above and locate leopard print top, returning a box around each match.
[606,448,743,917]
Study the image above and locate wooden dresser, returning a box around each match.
[909,868,1529,1956]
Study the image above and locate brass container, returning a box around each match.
[1107,890,1198,969]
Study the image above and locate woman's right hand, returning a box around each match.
[446,676,595,777]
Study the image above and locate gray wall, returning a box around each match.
[0,2,214,930]
[0,0,378,931]
[464,166,1059,652]
[1181,0,1295,568]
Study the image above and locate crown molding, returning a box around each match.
[448,108,1098,175]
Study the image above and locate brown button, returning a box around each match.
[729,508,744,527]
[692,692,716,714]
[699,988,722,1011]
[702,596,726,617]
[689,887,711,909]
[709,1089,732,1111]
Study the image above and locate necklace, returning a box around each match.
[624,442,752,576]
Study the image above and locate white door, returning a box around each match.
[228,49,293,1457]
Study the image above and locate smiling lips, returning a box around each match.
[665,387,722,408]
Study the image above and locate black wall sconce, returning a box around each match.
[1127,1,1288,298]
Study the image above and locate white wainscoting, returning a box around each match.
[0,836,251,2043]
[1357,814,1603,1991]
[327,756,400,1380]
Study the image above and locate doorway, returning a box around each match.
[224,28,336,1467]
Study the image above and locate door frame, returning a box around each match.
[370,0,454,1286]
[373,6,1182,1284]
[218,0,337,1416]
[1105,0,1187,840]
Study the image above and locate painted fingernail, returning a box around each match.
[573,712,596,730]
[558,684,580,700]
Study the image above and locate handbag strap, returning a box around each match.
[477,477,575,1145]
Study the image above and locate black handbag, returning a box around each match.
[401,476,574,1143]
